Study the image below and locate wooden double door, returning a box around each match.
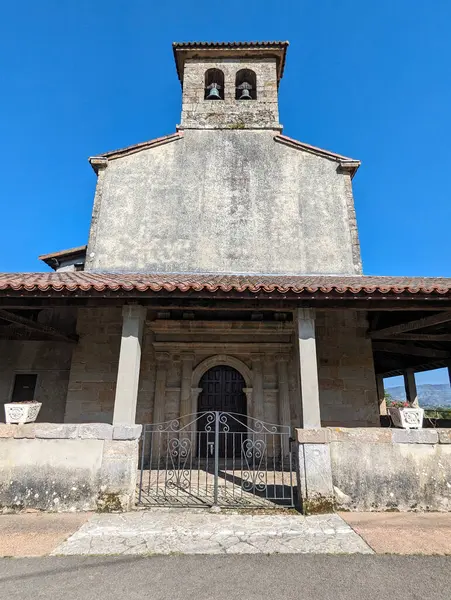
[198,365,247,458]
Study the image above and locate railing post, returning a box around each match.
[213,411,220,506]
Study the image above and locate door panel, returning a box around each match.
[198,366,246,457]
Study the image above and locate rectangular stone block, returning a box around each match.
[296,428,330,444]
[438,429,451,444]
[0,424,16,438]
[79,423,113,440]
[13,424,36,439]
[391,429,438,444]
[113,424,142,440]
[103,440,139,459]
[35,424,79,439]
[328,427,392,443]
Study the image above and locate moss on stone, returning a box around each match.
[96,492,123,513]
[303,496,335,515]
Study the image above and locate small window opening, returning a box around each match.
[235,69,257,100]
[205,68,224,100]
[11,374,37,402]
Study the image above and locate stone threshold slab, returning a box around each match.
[53,509,373,556]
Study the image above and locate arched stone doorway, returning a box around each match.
[191,355,253,420]
[198,365,246,415]
[197,363,248,458]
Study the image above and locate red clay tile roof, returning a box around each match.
[172,41,289,48]
[1,273,451,296]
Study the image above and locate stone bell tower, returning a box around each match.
[173,41,288,130]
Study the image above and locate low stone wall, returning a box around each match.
[0,423,141,512]
[295,428,451,513]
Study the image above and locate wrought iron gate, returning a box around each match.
[137,411,295,508]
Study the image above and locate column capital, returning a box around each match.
[180,352,196,363]
[276,353,290,364]
[251,353,264,365]
[156,352,171,364]
[296,308,316,321]
[122,304,147,319]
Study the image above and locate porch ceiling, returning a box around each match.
[369,310,451,376]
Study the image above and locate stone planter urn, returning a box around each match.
[4,402,42,424]
[388,406,424,429]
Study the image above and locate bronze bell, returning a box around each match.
[206,84,221,100]
[239,88,252,100]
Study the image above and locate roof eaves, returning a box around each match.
[38,245,87,262]
[274,134,361,177]
[88,132,182,172]
[172,41,289,84]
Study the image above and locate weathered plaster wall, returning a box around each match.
[316,310,379,427]
[86,130,360,275]
[0,423,141,512]
[0,340,73,423]
[181,58,280,129]
[328,428,451,511]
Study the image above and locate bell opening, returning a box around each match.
[204,69,225,100]
[235,69,257,100]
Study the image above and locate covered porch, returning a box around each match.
[0,273,450,512]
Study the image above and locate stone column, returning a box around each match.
[404,368,418,407]
[191,387,203,414]
[251,354,265,424]
[276,354,291,455]
[112,305,146,426]
[152,352,170,424]
[179,353,195,425]
[376,374,387,416]
[295,308,321,429]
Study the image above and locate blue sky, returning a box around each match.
[1,0,450,275]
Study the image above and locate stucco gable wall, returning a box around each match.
[86,130,361,275]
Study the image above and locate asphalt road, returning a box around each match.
[1,555,450,600]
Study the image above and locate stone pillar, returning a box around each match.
[376,374,387,416]
[295,428,334,514]
[277,354,291,455]
[251,354,265,423]
[295,308,321,428]
[404,368,418,407]
[179,353,195,425]
[152,352,170,424]
[112,305,146,426]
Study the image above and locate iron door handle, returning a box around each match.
[207,441,214,455]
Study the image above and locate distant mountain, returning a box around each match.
[385,384,451,408]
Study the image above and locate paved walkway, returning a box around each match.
[0,513,91,557]
[340,512,451,554]
[2,510,451,557]
[53,510,372,555]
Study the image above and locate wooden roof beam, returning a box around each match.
[369,311,451,338]
[372,341,451,359]
[0,310,78,343]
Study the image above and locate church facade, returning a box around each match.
[1,41,451,513]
